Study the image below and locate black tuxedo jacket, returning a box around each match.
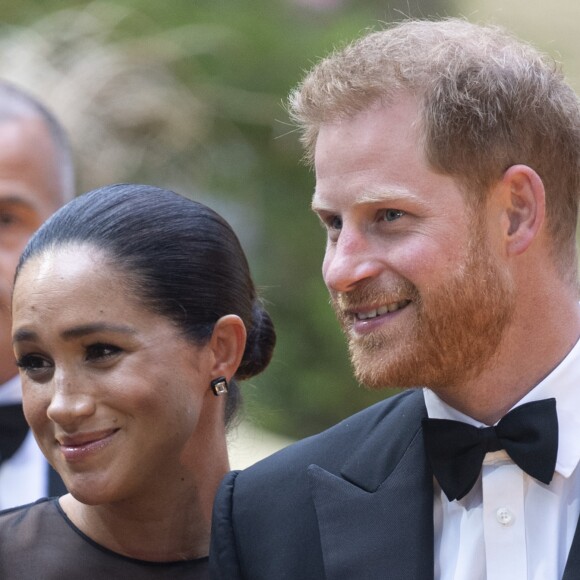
[211,389,580,579]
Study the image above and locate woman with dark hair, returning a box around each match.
[0,183,275,578]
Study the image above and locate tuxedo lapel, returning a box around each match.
[308,390,434,580]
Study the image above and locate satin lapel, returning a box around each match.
[308,391,434,580]
[563,514,580,579]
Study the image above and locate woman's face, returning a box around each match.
[12,245,214,504]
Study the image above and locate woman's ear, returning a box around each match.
[499,164,546,256]
[208,315,247,382]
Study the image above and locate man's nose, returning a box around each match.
[323,227,382,293]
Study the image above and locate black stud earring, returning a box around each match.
[211,376,228,396]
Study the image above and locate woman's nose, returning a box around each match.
[47,385,96,428]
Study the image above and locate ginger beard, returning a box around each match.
[331,217,516,391]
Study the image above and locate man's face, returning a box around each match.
[312,99,515,392]
[0,116,64,383]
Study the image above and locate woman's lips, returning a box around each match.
[57,429,119,462]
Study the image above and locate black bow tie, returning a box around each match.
[422,398,558,501]
[0,403,30,465]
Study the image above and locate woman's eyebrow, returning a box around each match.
[12,323,136,344]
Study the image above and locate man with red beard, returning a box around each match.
[211,19,580,580]
[0,82,73,508]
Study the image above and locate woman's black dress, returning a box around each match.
[0,498,209,579]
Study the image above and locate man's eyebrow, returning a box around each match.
[356,187,419,204]
[311,198,328,213]
[13,323,137,344]
[312,186,421,212]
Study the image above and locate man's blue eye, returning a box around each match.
[330,215,343,230]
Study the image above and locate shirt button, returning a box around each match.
[496,507,514,526]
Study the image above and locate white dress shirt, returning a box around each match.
[424,336,580,580]
[0,375,47,509]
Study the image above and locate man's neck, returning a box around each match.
[431,296,580,424]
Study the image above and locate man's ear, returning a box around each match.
[208,314,247,382]
[499,164,546,256]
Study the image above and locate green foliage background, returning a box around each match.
[5,0,577,440]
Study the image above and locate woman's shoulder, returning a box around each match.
[0,497,63,574]
[0,497,58,527]
[0,497,60,543]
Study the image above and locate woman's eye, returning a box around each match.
[380,209,405,222]
[16,354,53,374]
[85,343,122,362]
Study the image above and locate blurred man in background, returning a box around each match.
[211,19,580,579]
[0,81,74,508]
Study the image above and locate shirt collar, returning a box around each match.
[424,335,580,478]
[0,376,22,405]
